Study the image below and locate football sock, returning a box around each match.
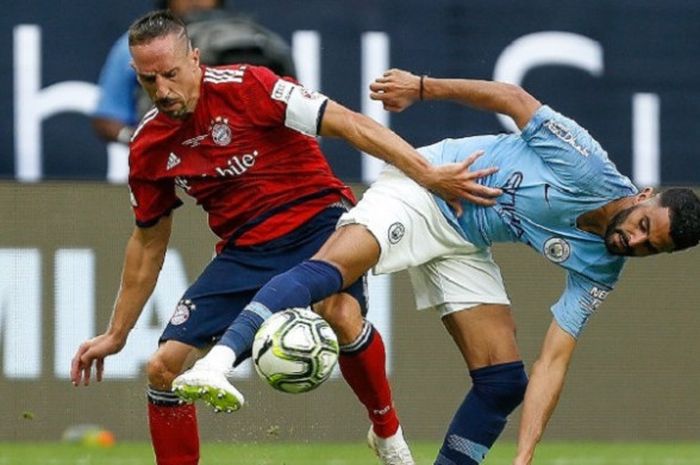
[219,260,343,356]
[147,387,199,465]
[339,321,400,438]
[435,361,528,465]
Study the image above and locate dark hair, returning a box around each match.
[128,10,189,47]
[155,0,225,9]
[659,188,700,251]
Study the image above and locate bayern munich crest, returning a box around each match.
[210,116,232,146]
[543,237,571,263]
[170,299,196,325]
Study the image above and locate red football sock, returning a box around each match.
[148,399,200,465]
[339,325,400,438]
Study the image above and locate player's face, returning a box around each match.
[604,197,674,257]
[131,32,201,119]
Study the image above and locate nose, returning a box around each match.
[627,231,646,248]
[154,76,169,99]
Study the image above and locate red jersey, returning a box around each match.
[128,65,355,252]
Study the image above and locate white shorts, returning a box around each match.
[338,165,510,316]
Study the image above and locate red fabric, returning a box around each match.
[128,64,354,252]
[148,402,199,465]
[339,329,400,438]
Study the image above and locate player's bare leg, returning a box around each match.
[436,304,527,465]
[174,224,382,412]
[314,227,415,465]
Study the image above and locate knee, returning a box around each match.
[147,353,180,390]
[314,296,363,345]
[472,361,528,414]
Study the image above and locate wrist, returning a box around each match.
[419,75,429,101]
[106,325,130,344]
[116,126,134,145]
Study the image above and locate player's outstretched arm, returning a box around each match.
[319,100,502,211]
[70,215,172,386]
[513,319,577,465]
[370,69,542,130]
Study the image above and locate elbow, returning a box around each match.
[500,83,541,128]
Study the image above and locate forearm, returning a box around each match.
[515,357,569,464]
[107,234,166,341]
[92,117,133,144]
[423,77,530,124]
[337,109,432,185]
[515,321,576,465]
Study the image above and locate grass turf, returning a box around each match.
[1,441,700,465]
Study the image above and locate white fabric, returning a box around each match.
[338,165,510,315]
[271,79,328,136]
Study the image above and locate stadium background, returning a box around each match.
[1,0,699,447]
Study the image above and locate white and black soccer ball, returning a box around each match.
[252,307,339,394]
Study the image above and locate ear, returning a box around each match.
[635,186,656,204]
[191,48,200,67]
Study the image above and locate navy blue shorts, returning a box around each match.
[160,206,367,351]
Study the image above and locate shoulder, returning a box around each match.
[202,65,289,102]
[129,109,168,174]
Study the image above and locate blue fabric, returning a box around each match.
[93,33,140,125]
[435,361,528,465]
[418,105,638,338]
[218,259,344,355]
[159,207,367,349]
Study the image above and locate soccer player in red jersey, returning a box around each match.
[70,11,500,465]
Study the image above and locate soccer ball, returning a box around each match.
[252,307,339,394]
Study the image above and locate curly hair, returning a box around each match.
[659,188,700,251]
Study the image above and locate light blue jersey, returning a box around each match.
[93,33,140,126]
[419,105,638,338]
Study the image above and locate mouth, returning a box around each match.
[157,99,179,111]
[615,232,631,254]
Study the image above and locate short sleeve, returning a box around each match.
[128,177,183,228]
[550,271,613,339]
[520,105,612,191]
[241,66,328,136]
[93,33,139,125]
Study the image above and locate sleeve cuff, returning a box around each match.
[135,199,183,228]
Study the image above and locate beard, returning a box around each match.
[604,205,638,255]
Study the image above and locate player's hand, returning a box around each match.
[70,333,125,387]
[423,150,501,216]
[369,68,422,112]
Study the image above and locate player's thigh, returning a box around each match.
[442,304,521,370]
[147,340,206,389]
[312,224,380,286]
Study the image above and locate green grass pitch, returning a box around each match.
[2,441,700,465]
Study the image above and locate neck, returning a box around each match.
[577,196,636,237]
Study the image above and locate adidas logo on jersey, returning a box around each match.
[167,152,181,170]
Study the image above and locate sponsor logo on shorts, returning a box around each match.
[388,222,405,244]
[170,299,195,325]
[543,237,571,263]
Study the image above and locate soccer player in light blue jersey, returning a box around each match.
[175,69,700,465]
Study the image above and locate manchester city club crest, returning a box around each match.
[210,116,232,146]
[543,237,571,263]
[388,222,406,244]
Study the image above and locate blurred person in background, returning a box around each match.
[92,0,295,145]
[176,68,700,465]
[71,12,499,465]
